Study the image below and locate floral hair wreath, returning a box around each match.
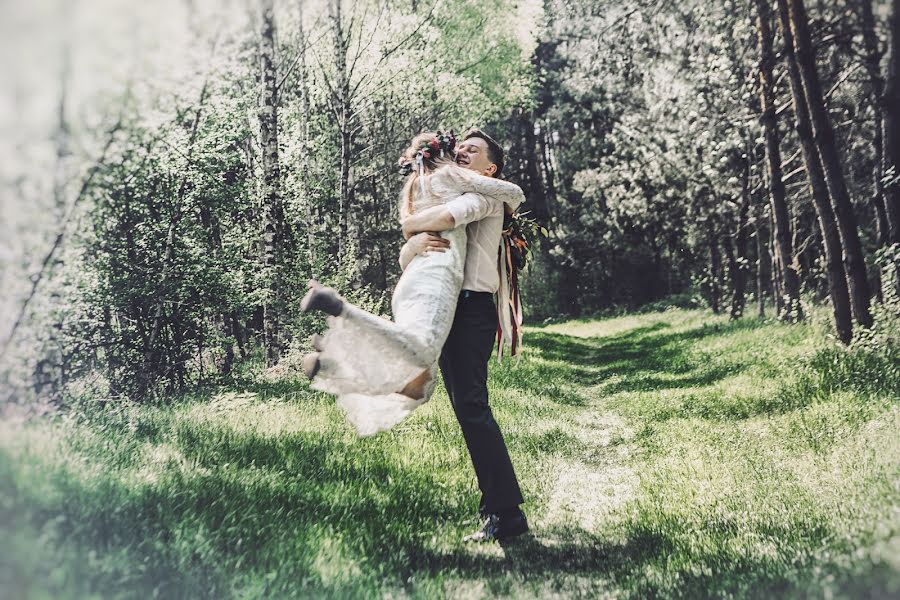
[398,130,457,177]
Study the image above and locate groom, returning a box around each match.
[401,129,528,542]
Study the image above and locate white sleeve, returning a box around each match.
[434,165,526,211]
[445,192,497,227]
[462,171,526,211]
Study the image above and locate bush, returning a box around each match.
[797,294,900,401]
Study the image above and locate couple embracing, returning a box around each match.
[301,129,528,543]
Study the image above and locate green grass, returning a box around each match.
[1,308,898,598]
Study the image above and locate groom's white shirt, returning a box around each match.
[446,191,524,293]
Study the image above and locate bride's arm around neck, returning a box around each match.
[434,164,525,209]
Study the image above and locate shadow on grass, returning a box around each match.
[412,520,874,599]
[16,467,885,599]
[5,419,470,597]
[6,448,797,599]
[2,413,685,596]
[6,391,893,599]
[519,319,771,405]
[421,523,672,577]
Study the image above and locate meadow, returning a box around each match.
[1,308,898,599]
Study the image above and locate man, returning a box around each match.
[400,129,528,542]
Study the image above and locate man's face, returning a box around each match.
[455,137,497,177]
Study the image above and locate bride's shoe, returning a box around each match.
[302,352,321,379]
[300,280,344,316]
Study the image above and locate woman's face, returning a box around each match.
[456,138,497,176]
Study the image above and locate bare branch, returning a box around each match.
[0,120,122,362]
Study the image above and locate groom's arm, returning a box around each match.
[401,192,498,239]
[401,205,455,239]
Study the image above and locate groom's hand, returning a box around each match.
[409,232,450,254]
[399,232,449,270]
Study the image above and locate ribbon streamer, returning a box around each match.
[416,152,425,196]
[496,231,524,361]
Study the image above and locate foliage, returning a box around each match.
[496,0,894,324]
[2,0,536,401]
[2,0,898,397]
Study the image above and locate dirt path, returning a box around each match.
[541,385,638,535]
[445,386,642,598]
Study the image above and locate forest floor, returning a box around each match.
[1,308,898,599]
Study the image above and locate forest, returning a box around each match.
[1,0,898,598]
[1,0,898,400]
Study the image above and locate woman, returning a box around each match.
[301,131,524,436]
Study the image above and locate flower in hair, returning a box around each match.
[397,130,458,178]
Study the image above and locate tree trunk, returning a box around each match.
[883,0,900,244]
[708,223,722,314]
[519,107,550,223]
[723,235,738,317]
[102,306,122,399]
[754,200,772,318]
[53,51,72,225]
[772,242,785,316]
[199,204,235,375]
[258,0,284,366]
[38,43,75,399]
[755,0,803,321]
[858,0,892,247]
[330,0,352,259]
[729,183,751,320]
[776,0,852,343]
[538,123,557,222]
[297,11,317,271]
[787,0,872,327]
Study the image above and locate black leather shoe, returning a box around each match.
[463,511,529,543]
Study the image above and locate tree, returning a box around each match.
[787,0,872,327]
[725,140,751,320]
[775,0,852,342]
[258,0,285,366]
[755,0,803,321]
[857,0,892,248]
[884,0,900,245]
[327,0,352,257]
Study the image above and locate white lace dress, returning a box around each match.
[311,165,525,436]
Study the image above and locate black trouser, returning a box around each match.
[439,290,524,514]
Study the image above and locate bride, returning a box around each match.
[300,131,524,436]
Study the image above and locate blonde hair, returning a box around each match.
[397,132,455,220]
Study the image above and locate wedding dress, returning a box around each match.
[310,165,524,436]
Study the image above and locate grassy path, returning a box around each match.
[1,309,897,598]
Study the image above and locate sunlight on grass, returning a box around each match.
[185,391,336,437]
[544,457,637,532]
[536,311,687,339]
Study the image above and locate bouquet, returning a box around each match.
[502,210,548,271]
